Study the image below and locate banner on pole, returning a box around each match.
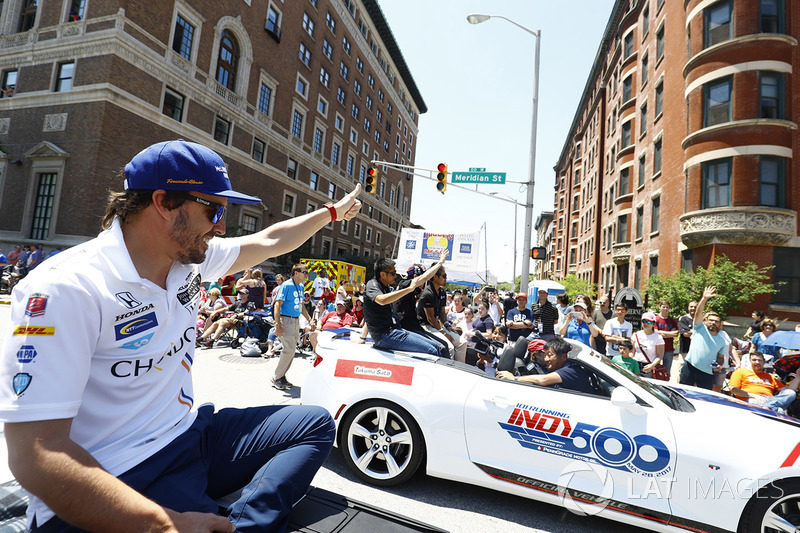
[396,228,481,275]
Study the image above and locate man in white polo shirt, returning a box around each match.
[0,140,362,533]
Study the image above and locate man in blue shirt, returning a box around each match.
[272,263,312,390]
[506,293,533,342]
[679,286,729,390]
[497,337,593,394]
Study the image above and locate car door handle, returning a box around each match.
[486,396,512,409]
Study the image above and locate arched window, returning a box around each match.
[216,30,239,90]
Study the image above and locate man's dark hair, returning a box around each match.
[556,292,569,305]
[102,188,186,230]
[615,302,628,311]
[291,263,305,274]
[618,339,634,351]
[374,257,395,276]
[545,336,571,357]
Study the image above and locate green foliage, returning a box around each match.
[644,255,776,319]
[560,274,597,302]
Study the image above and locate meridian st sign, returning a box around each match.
[450,171,507,184]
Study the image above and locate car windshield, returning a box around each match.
[595,355,693,411]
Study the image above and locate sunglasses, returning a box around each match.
[185,194,226,224]
[437,273,447,279]
[386,270,398,276]
[642,320,654,325]
[298,270,308,274]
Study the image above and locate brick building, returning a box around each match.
[0,0,425,265]
[552,0,797,319]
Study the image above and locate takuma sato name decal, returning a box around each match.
[334,359,413,386]
[500,404,672,477]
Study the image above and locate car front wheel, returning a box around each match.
[339,400,424,486]
[739,479,800,532]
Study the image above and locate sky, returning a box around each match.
[377,0,616,283]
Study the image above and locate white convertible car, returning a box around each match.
[301,330,800,533]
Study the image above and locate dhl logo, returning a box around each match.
[13,326,55,336]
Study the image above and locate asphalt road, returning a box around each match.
[0,301,644,532]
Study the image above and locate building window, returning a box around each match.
[653,139,662,175]
[347,154,354,175]
[759,156,785,207]
[162,87,184,121]
[335,114,344,131]
[326,11,336,33]
[213,117,231,145]
[642,6,650,35]
[773,247,800,304]
[651,197,660,233]
[354,222,361,238]
[318,97,327,115]
[363,118,371,133]
[650,256,658,277]
[760,0,785,33]
[621,120,632,148]
[241,213,258,235]
[55,62,75,92]
[328,183,336,200]
[258,83,272,116]
[299,43,311,66]
[30,173,57,240]
[340,62,349,80]
[624,32,634,58]
[760,72,785,119]
[636,206,644,240]
[617,215,628,243]
[620,168,630,196]
[1,70,17,98]
[622,75,632,102]
[356,57,363,72]
[296,76,308,97]
[655,81,663,116]
[365,227,372,242]
[68,0,86,21]
[656,26,665,60]
[634,260,642,291]
[216,31,239,90]
[252,139,265,163]
[351,104,359,120]
[641,54,649,86]
[323,39,333,60]
[313,128,324,153]
[266,6,282,40]
[704,76,732,127]
[303,12,315,37]
[638,154,646,187]
[350,128,357,144]
[282,192,296,216]
[172,15,195,60]
[337,87,346,105]
[332,142,341,164]
[705,0,732,48]
[287,158,297,179]
[343,36,351,55]
[702,158,732,208]
[292,110,304,138]
[639,104,647,136]
[309,171,319,191]
[354,80,362,96]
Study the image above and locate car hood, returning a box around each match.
[667,384,800,428]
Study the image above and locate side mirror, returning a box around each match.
[611,387,645,416]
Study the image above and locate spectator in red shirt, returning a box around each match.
[310,297,355,349]
[655,300,680,378]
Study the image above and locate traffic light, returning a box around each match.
[436,163,447,194]
[366,165,378,194]
[530,247,547,260]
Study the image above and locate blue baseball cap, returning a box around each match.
[123,139,261,204]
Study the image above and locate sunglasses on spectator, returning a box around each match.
[386,270,398,276]
[185,194,226,224]
[298,270,308,274]
[642,320,654,325]
[437,273,447,279]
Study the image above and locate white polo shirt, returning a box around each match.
[0,218,238,526]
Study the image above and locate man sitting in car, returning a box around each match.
[496,337,594,394]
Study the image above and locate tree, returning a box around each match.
[644,255,776,319]
[560,274,597,303]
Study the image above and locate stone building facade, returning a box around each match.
[552,0,797,318]
[0,0,425,264]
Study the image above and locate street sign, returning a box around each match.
[450,171,506,184]
[468,167,486,172]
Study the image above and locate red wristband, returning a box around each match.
[324,202,337,222]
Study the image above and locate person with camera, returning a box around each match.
[558,298,600,348]
[474,285,504,326]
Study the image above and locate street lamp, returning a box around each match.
[468,13,540,298]
[490,191,519,291]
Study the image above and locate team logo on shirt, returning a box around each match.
[115,303,155,323]
[114,312,158,340]
[13,326,55,336]
[16,345,37,363]
[115,291,143,309]
[120,332,155,350]
[12,373,31,396]
[176,272,201,311]
[25,293,49,317]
